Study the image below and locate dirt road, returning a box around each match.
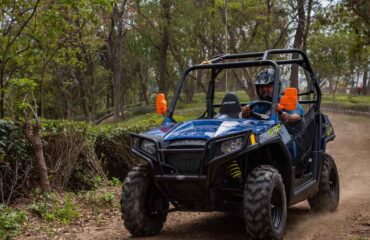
[21,113,370,239]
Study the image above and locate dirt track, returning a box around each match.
[21,112,370,239]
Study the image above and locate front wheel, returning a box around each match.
[244,165,287,240]
[121,165,169,237]
[308,153,340,212]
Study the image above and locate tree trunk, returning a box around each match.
[0,68,4,118]
[40,69,45,118]
[290,0,305,89]
[139,63,149,105]
[157,0,171,93]
[108,2,127,120]
[332,75,340,102]
[302,0,313,51]
[64,99,72,119]
[24,117,50,193]
[32,123,50,193]
[362,65,368,95]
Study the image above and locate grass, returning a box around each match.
[29,192,79,224]
[322,93,370,108]
[4,184,122,239]
[0,204,28,239]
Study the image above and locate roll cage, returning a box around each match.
[167,48,321,121]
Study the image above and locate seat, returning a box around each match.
[219,92,242,118]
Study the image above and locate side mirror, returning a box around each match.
[278,88,297,111]
[156,93,167,115]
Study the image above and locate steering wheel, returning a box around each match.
[247,101,274,120]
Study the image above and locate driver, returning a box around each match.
[242,69,304,122]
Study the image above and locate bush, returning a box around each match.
[0,204,28,239]
[94,113,189,180]
[0,119,106,204]
[94,114,165,180]
[78,190,117,209]
[42,119,106,191]
[107,177,122,186]
[0,120,35,204]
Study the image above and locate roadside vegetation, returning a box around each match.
[322,94,370,109]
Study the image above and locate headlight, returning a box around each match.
[132,136,140,149]
[141,140,156,154]
[221,137,243,153]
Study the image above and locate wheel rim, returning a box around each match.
[271,186,283,229]
[329,168,338,198]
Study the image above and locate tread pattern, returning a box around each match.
[308,154,339,212]
[244,165,287,240]
[121,165,168,237]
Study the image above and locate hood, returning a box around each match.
[142,119,276,142]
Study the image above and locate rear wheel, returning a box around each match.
[244,165,287,240]
[308,153,339,212]
[121,165,169,237]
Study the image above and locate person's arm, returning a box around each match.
[280,112,301,122]
[280,102,304,122]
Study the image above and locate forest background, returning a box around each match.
[1,0,369,122]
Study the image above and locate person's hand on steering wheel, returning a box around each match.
[242,106,251,118]
[242,101,272,120]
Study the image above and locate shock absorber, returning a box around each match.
[227,160,242,183]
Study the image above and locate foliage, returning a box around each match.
[6,78,39,119]
[78,190,117,209]
[41,119,105,191]
[0,120,34,204]
[0,121,29,163]
[0,119,105,204]
[29,192,79,224]
[93,113,189,179]
[2,0,366,122]
[42,119,92,135]
[0,204,28,239]
[107,177,122,187]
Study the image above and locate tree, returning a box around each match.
[0,0,41,118]
[7,78,50,193]
[100,0,130,120]
[344,0,369,95]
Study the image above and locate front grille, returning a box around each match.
[165,152,203,174]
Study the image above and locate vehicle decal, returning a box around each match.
[266,124,282,136]
[326,126,333,137]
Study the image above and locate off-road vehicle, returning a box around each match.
[120,49,339,239]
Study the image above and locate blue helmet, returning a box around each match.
[255,69,275,86]
[255,69,280,101]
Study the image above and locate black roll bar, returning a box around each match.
[166,48,321,120]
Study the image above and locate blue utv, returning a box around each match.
[120,49,339,240]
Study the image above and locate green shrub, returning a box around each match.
[0,120,34,204]
[107,177,122,187]
[78,190,117,209]
[92,175,104,188]
[94,113,188,180]
[41,119,106,191]
[29,193,79,224]
[1,119,105,204]
[42,119,92,136]
[0,204,28,239]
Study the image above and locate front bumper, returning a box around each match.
[129,130,257,211]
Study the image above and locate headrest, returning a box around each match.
[219,92,242,118]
